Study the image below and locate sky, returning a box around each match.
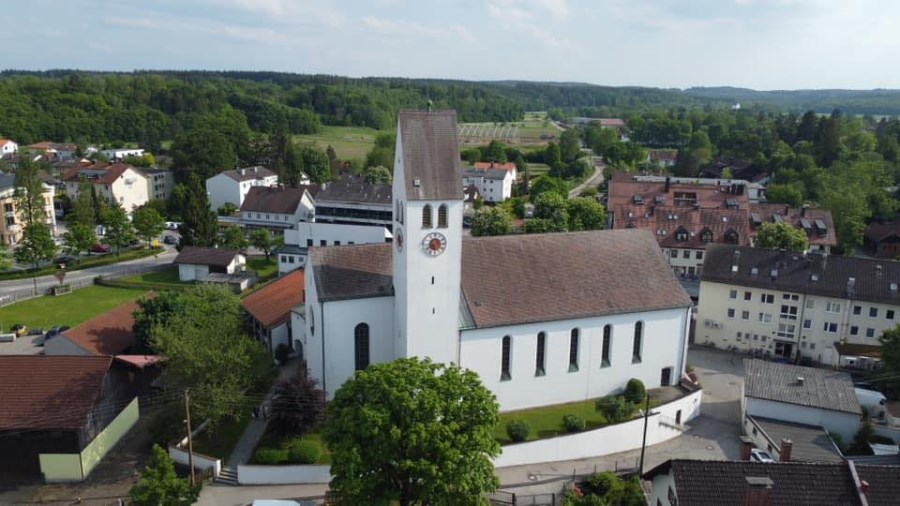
[5,0,900,90]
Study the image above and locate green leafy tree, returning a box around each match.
[0,244,12,271]
[132,206,166,248]
[559,128,583,163]
[484,140,508,163]
[471,206,513,237]
[596,395,634,424]
[72,183,97,229]
[362,165,392,184]
[62,223,96,256]
[567,198,606,231]
[529,175,568,199]
[150,285,272,428]
[217,202,238,216]
[324,358,501,506]
[130,444,201,506]
[178,175,218,248]
[524,218,560,234]
[755,222,809,252]
[221,226,248,251]
[820,185,869,254]
[13,156,46,226]
[250,228,277,259]
[133,291,188,353]
[847,420,876,456]
[567,472,644,506]
[876,325,900,399]
[298,143,331,184]
[544,142,563,169]
[171,125,236,182]
[102,204,136,255]
[14,223,56,292]
[765,183,804,208]
[533,192,569,230]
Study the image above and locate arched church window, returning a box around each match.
[354,323,370,371]
[438,204,448,228]
[422,204,432,229]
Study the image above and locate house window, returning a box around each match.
[823,322,838,333]
[826,301,841,314]
[758,313,773,323]
[780,305,798,320]
[670,249,678,258]
[777,323,796,338]
[782,293,800,302]
[810,343,816,350]
[354,323,370,371]
[853,305,862,316]
[729,289,737,300]
[744,291,752,301]
[438,204,448,228]
[307,239,313,247]
[806,298,815,309]
[675,228,688,242]
[535,332,546,376]
[569,329,579,372]
[742,311,750,320]
[422,204,433,228]
[724,229,739,244]
[866,328,876,338]
[601,325,612,367]
[803,319,812,329]
[320,240,327,246]
[700,229,713,243]
[888,310,895,320]
[727,308,735,318]
[501,335,512,381]
[632,321,643,363]
[682,250,690,259]
[760,293,774,304]
[870,307,878,318]
[696,251,703,260]
[288,256,294,264]
[850,325,859,335]
[280,255,287,263]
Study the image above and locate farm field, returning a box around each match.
[458,112,560,147]
[294,125,384,160]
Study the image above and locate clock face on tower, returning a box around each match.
[421,232,447,256]
[395,228,404,252]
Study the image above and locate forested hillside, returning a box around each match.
[685,87,900,116]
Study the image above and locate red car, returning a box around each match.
[90,243,111,253]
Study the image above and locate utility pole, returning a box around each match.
[638,393,651,476]
[184,388,195,486]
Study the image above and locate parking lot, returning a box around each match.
[687,346,745,425]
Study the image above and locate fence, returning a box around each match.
[488,490,560,506]
[0,278,96,307]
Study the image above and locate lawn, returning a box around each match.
[191,414,253,460]
[248,256,278,281]
[120,266,183,287]
[0,285,149,333]
[294,125,385,161]
[458,114,560,147]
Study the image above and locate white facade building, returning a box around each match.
[278,221,391,275]
[461,168,513,203]
[238,186,316,233]
[206,166,280,212]
[0,139,17,156]
[697,245,900,364]
[101,148,144,161]
[62,163,150,215]
[173,247,246,282]
[137,167,174,201]
[296,110,693,412]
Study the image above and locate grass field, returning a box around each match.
[248,256,279,281]
[0,285,149,333]
[458,113,560,147]
[120,266,183,286]
[294,125,385,161]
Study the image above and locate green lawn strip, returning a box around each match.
[294,125,384,161]
[251,427,331,465]
[0,285,149,332]
[247,256,278,281]
[0,247,162,281]
[121,266,181,284]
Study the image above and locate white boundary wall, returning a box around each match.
[238,464,332,485]
[168,445,221,476]
[494,388,702,467]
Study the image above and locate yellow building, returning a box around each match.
[0,172,57,245]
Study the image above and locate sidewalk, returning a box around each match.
[225,358,303,468]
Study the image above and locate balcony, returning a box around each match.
[4,211,14,218]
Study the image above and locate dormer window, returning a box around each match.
[675,227,689,242]
[700,228,713,243]
[724,229,739,244]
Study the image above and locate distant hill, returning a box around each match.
[684,86,900,116]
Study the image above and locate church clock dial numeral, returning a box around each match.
[421,232,447,256]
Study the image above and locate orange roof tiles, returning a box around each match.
[242,269,305,328]
[61,296,152,356]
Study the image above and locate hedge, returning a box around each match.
[0,248,162,281]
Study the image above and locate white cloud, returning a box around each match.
[105,14,288,45]
[361,16,477,43]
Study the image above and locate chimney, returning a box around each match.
[779,438,793,462]
[797,376,805,386]
[240,168,246,176]
[801,205,808,217]
[744,477,774,506]
[665,176,671,193]
[740,435,755,461]
[253,166,258,173]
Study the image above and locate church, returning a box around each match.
[295,110,693,412]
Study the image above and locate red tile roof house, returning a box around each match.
[44,299,145,356]
[0,356,140,482]
[865,222,900,259]
[242,269,304,356]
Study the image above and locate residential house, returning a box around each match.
[62,163,150,215]
[313,176,392,227]
[0,138,17,156]
[44,299,145,356]
[700,157,771,185]
[298,110,693,411]
[473,161,517,181]
[744,416,843,463]
[461,167,513,203]
[0,173,57,244]
[608,173,834,278]
[0,356,140,482]
[865,222,900,259]
[242,269,304,355]
[645,459,900,506]
[278,222,390,274]
[647,149,678,168]
[101,148,144,161]
[239,185,317,233]
[205,166,281,212]
[174,246,247,282]
[27,142,79,160]
[743,358,861,441]
[137,167,174,201]
[697,245,900,363]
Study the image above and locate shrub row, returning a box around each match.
[250,438,323,465]
[0,248,161,281]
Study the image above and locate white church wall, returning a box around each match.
[460,307,690,412]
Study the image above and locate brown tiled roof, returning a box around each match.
[0,356,111,430]
[242,269,305,328]
[316,177,391,205]
[648,149,678,162]
[240,186,315,214]
[61,163,134,185]
[174,246,242,268]
[866,222,900,243]
[220,166,277,182]
[61,297,150,356]
[309,244,393,301]
[750,203,836,247]
[461,229,692,328]
[701,244,900,306]
[612,204,750,249]
[644,459,898,505]
[608,171,751,211]
[597,118,626,128]
[398,110,463,201]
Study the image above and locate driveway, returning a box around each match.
[687,346,744,425]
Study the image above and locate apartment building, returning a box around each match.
[0,174,57,245]
[697,245,900,365]
[137,167,174,201]
[62,163,150,215]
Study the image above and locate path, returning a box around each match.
[225,358,304,469]
[568,158,605,198]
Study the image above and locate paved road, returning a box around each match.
[569,160,605,198]
[0,246,179,297]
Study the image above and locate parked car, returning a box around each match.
[45,325,70,339]
[163,235,177,245]
[11,324,27,337]
[55,255,78,267]
[91,243,111,253]
[165,221,182,230]
[750,449,775,463]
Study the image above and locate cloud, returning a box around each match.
[361,16,477,43]
[104,14,288,45]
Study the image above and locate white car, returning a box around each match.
[750,449,775,463]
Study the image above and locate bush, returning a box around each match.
[624,378,646,404]
[562,414,586,433]
[274,343,290,365]
[596,395,634,424]
[251,447,286,465]
[506,420,531,442]
[288,439,321,464]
